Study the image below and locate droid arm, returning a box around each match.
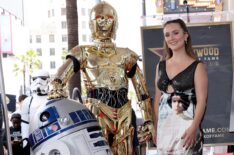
[48,46,83,99]
[128,64,154,143]
[129,64,153,122]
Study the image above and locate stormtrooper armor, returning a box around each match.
[29,98,112,155]
[21,70,50,153]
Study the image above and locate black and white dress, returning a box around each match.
[156,60,203,155]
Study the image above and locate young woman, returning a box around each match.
[154,19,208,154]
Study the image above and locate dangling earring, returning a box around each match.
[185,40,187,45]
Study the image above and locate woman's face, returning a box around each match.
[163,23,188,52]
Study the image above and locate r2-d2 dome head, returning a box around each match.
[31,70,50,95]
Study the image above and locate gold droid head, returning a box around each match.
[89,1,118,41]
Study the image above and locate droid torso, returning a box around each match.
[83,46,137,89]
[72,45,138,108]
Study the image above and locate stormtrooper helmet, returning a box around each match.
[31,70,50,95]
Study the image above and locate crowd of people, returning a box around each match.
[2,95,30,155]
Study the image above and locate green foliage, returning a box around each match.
[13,49,42,76]
[13,49,42,93]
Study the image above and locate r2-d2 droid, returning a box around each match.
[28,98,112,155]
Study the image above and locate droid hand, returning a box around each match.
[48,78,67,99]
[138,120,154,144]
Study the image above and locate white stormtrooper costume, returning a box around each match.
[21,69,50,154]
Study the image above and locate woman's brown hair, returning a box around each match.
[163,19,197,60]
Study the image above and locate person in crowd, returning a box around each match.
[1,122,7,155]
[14,94,28,114]
[154,18,208,154]
[9,113,23,155]
[3,113,25,155]
[3,94,30,155]
[48,1,154,154]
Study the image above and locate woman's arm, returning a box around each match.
[182,62,208,149]
[193,62,208,130]
[153,64,161,144]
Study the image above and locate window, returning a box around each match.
[89,36,92,42]
[81,8,86,16]
[50,61,56,69]
[61,21,67,29]
[61,8,66,16]
[82,34,87,42]
[39,64,42,69]
[36,48,42,56]
[50,48,55,56]
[62,48,67,52]
[48,10,50,17]
[62,35,67,42]
[29,35,32,43]
[88,9,91,15]
[81,21,86,29]
[52,9,55,16]
[49,34,55,42]
[48,9,54,17]
[36,35,41,43]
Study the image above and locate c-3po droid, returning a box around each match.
[48,1,154,155]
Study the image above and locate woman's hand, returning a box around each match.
[3,146,8,155]
[181,125,197,150]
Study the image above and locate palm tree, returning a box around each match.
[13,49,41,94]
[66,0,81,98]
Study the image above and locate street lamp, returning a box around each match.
[183,0,190,23]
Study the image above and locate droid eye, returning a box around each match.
[107,15,113,19]
[40,111,50,122]
[95,15,102,19]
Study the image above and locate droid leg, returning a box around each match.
[85,100,136,155]
[111,103,135,155]
[113,126,134,155]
